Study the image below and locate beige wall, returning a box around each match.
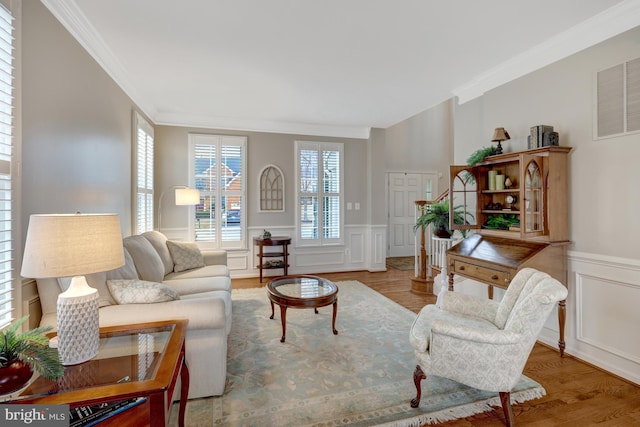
[454,25,640,259]
[21,0,139,239]
[154,125,369,232]
[384,98,454,196]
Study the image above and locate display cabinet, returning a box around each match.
[447,146,571,355]
[449,146,571,242]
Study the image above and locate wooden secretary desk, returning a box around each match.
[446,146,571,356]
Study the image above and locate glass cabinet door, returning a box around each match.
[449,165,479,232]
[523,157,543,234]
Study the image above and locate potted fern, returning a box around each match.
[414,199,474,238]
[0,316,64,394]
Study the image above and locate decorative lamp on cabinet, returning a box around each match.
[491,127,510,155]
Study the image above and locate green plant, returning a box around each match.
[466,146,497,166]
[414,199,474,238]
[0,316,63,380]
[483,213,520,230]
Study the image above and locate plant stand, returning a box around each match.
[411,201,434,295]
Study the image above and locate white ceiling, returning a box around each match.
[43,0,640,138]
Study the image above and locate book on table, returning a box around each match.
[69,397,147,427]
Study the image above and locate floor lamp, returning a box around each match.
[157,186,200,231]
[21,213,125,365]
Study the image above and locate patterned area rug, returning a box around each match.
[170,281,545,426]
[386,256,415,271]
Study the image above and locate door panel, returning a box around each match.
[387,172,437,257]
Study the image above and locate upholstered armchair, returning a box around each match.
[409,268,568,426]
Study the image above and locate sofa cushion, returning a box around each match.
[123,235,165,283]
[163,275,231,295]
[106,247,139,281]
[167,240,205,272]
[142,231,174,276]
[97,291,229,331]
[107,279,180,304]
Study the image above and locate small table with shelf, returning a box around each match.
[254,236,291,282]
[5,320,189,427]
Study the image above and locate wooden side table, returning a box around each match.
[254,236,291,282]
[7,320,189,427]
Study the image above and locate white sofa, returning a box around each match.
[35,231,232,398]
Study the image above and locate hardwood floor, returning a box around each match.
[232,268,640,426]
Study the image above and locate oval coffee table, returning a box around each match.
[266,275,338,343]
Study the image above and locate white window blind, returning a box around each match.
[134,112,154,234]
[596,57,640,138]
[296,141,343,246]
[189,134,246,249]
[0,4,13,329]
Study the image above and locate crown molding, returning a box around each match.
[42,0,369,139]
[41,0,158,118]
[454,0,640,104]
[154,112,371,139]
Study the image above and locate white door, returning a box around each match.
[387,172,437,257]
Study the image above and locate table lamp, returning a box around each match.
[491,127,510,155]
[21,213,124,365]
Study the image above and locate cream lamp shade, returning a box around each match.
[21,213,124,365]
[175,187,200,205]
[157,186,200,231]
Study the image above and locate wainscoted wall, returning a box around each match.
[163,224,387,280]
[236,225,387,280]
[538,251,640,385]
[21,279,42,329]
[435,250,640,386]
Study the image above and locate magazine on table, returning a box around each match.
[69,397,146,427]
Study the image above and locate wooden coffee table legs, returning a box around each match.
[331,301,338,335]
[269,301,338,343]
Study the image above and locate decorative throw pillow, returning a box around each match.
[107,279,180,304]
[166,240,205,273]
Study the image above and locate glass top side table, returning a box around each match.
[4,319,189,427]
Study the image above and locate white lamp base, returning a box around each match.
[56,276,100,365]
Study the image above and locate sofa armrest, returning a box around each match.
[202,250,227,266]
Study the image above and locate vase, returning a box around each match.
[0,359,33,395]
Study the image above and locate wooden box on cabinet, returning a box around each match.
[447,146,571,355]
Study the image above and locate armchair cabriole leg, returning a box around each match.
[499,391,514,427]
[410,365,426,408]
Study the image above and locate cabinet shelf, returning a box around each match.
[482,209,519,214]
[261,252,287,258]
[481,189,519,194]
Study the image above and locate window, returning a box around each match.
[0,3,14,328]
[295,141,343,246]
[133,111,154,234]
[189,134,246,249]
